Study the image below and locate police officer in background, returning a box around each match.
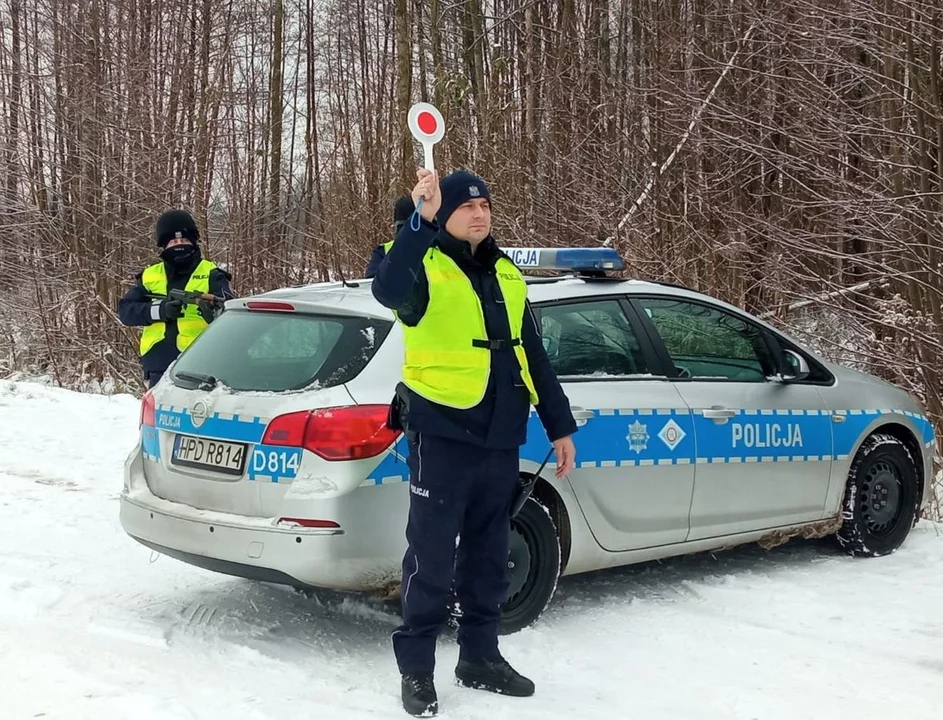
[365,194,418,278]
[372,169,577,717]
[118,209,232,388]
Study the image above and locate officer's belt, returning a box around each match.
[471,338,521,350]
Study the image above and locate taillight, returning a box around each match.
[140,391,156,427]
[261,411,309,446]
[246,301,295,312]
[262,405,398,461]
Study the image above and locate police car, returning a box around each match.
[119,248,936,633]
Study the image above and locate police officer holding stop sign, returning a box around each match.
[372,167,578,717]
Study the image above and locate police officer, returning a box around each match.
[372,169,577,717]
[365,195,418,278]
[118,209,233,388]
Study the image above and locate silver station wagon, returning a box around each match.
[119,248,936,633]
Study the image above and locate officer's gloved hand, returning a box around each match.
[158,298,184,322]
[197,299,218,324]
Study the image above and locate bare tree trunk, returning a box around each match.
[3,0,21,210]
[395,0,412,185]
[268,0,285,235]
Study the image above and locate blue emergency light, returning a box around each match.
[502,247,624,272]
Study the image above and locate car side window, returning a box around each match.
[637,297,775,382]
[537,299,650,378]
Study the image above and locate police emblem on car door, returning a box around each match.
[627,420,649,453]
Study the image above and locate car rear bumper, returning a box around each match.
[129,535,318,588]
[119,448,406,593]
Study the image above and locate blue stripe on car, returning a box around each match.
[364,407,934,483]
[146,405,933,486]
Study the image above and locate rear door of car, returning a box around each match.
[528,295,696,552]
[628,294,834,541]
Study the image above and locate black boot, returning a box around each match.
[401,672,438,717]
[455,658,535,697]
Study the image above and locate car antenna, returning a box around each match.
[331,248,359,288]
[337,265,358,288]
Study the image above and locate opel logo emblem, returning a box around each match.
[191,400,209,428]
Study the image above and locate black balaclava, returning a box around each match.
[154,209,201,271]
[160,242,199,270]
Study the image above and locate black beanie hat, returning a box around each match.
[154,209,200,247]
[393,195,415,231]
[436,170,490,228]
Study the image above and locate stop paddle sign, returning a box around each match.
[407,102,445,173]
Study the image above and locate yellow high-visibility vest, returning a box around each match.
[383,242,539,409]
[139,259,216,356]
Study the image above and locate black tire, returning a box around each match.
[498,496,561,635]
[837,433,920,557]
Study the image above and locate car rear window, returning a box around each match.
[170,310,392,392]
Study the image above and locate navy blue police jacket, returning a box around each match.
[364,244,386,278]
[371,218,577,449]
[117,249,233,377]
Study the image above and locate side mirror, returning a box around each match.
[782,349,810,382]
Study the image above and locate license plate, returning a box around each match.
[171,434,247,475]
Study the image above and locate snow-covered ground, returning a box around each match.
[1,379,942,720]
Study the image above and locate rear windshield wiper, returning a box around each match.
[174,371,219,389]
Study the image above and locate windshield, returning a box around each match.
[170,309,391,392]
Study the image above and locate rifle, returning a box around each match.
[146,288,227,319]
[149,288,225,306]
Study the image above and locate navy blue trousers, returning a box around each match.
[392,434,519,673]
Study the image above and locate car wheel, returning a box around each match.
[837,433,920,557]
[498,496,561,635]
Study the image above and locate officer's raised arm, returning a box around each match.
[371,170,440,312]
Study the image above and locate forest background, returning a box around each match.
[1,0,940,511]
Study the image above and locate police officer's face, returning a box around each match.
[445,199,491,244]
[165,237,193,249]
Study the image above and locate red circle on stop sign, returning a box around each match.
[418,112,438,135]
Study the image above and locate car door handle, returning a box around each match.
[571,408,595,426]
[702,407,736,422]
